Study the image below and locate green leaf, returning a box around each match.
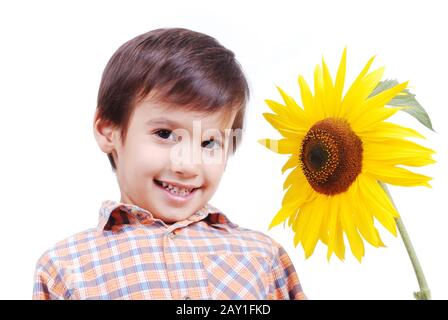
[369,79,435,132]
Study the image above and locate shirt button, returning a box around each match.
[168,232,176,239]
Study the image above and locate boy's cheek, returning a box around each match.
[131,144,167,166]
[203,166,226,186]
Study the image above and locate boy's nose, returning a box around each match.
[170,159,200,178]
[169,147,201,178]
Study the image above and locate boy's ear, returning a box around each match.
[93,110,118,154]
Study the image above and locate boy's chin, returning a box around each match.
[152,203,202,223]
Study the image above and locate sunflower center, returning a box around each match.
[308,142,329,171]
[300,117,363,195]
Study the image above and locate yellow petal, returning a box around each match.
[275,86,310,125]
[354,55,376,85]
[343,67,385,121]
[326,195,339,261]
[364,139,436,167]
[302,195,326,258]
[339,191,365,262]
[313,64,326,119]
[262,112,308,137]
[349,178,382,247]
[293,204,313,247]
[375,229,386,247]
[265,99,309,129]
[364,161,433,187]
[257,138,298,154]
[358,175,398,236]
[269,205,299,230]
[258,138,278,153]
[282,175,316,207]
[340,55,376,117]
[350,81,409,128]
[356,121,426,140]
[319,195,331,245]
[283,166,302,190]
[282,154,300,174]
[334,213,346,261]
[351,106,407,132]
[322,57,337,117]
[334,47,347,109]
[363,81,409,111]
[288,209,298,227]
[265,99,288,115]
[298,75,314,115]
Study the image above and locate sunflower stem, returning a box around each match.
[381,182,431,300]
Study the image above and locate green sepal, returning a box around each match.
[369,79,435,132]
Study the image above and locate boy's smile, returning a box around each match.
[153,178,201,204]
[95,92,238,224]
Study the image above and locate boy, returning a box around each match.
[32,28,306,300]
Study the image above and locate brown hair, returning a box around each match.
[96,28,250,171]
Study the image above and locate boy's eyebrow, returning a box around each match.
[145,117,183,128]
[146,117,227,137]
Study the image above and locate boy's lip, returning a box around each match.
[154,179,201,190]
[154,179,199,203]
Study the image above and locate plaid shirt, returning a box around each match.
[33,200,306,300]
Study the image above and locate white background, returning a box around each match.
[0,0,446,300]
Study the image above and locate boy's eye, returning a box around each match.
[202,138,221,149]
[154,129,178,142]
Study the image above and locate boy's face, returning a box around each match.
[94,93,238,224]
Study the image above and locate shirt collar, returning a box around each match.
[97,200,238,231]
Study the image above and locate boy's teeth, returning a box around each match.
[159,181,193,196]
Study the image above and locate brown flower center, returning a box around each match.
[300,117,363,195]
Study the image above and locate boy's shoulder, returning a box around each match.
[34,227,100,271]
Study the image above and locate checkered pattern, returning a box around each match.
[33,200,306,300]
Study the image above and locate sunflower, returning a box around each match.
[259,49,435,262]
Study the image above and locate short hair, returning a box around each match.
[96,28,250,171]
